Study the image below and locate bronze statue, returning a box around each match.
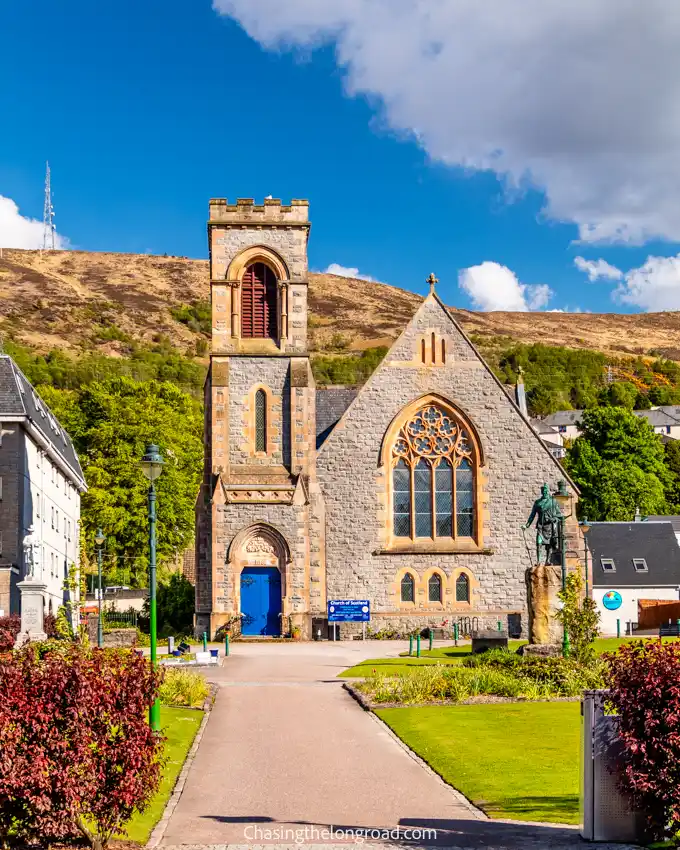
[523,483,562,565]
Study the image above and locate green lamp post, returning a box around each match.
[140,443,164,733]
[579,517,591,599]
[94,527,105,648]
[556,480,571,658]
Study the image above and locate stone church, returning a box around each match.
[194,197,579,640]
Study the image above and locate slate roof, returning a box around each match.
[586,522,680,587]
[645,515,680,535]
[530,418,559,436]
[633,409,680,427]
[315,387,359,449]
[0,356,85,487]
[540,410,583,427]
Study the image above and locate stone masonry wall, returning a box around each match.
[228,358,291,469]
[316,294,578,638]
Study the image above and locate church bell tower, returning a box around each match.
[195,198,324,639]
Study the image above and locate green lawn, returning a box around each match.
[377,702,580,824]
[123,705,203,843]
[341,635,679,677]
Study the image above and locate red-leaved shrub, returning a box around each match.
[0,615,20,652]
[606,640,680,840]
[0,643,163,849]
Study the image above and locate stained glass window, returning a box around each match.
[456,573,470,602]
[391,404,477,541]
[401,572,415,602]
[255,389,267,453]
[428,572,442,602]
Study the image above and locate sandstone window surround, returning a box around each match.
[392,566,476,610]
[246,384,276,459]
[386,401,483,552]
[223,246,291,344]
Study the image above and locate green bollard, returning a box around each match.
[202,631,207,652]
[616,619,621,638]
[416,634,421,658]
[428,628,434,652]
[497,620,502,632]
[409,634,414,656]
[454,623,459,646]
[225,635,230,657]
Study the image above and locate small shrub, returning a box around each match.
[606,640,680,840]
[554,571,600,665]
[159,667,209,708]
[0,614,20,652]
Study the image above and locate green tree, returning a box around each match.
[565,406,670,520]
[144,572,195,636]
[40,378,203,580]
[664,439,680,511]
[553,571,600,665]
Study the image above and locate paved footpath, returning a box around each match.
[159,641,639,849]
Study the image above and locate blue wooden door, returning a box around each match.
[240,567,282,636]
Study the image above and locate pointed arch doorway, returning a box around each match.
[233,525,288,636]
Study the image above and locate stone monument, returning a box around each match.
[524,485,564,645]
[14,525,47,647]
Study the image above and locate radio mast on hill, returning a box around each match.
[42,162,56,250]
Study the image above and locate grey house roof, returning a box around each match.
[530,418,559,436]
[633,409,680,427]
[656,405,680,420]
[0,356,85,487]
[316,387,359,448]
[586,522,680,587]
[645,516,680,535]
[541,410,583,427]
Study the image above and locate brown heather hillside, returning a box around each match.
[2,248,680,360]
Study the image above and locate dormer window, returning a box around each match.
[241,262,278,340]
[633,558,648,573]
[601,558,616,572]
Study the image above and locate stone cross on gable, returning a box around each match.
[427,273,438,295]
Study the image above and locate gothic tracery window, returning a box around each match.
[391,404,477,541]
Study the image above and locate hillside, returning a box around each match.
[2,248,680,360]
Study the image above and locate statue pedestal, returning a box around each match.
[526,565,563,644]
[14,579,47,647]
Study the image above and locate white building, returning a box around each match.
[0,356,86,618]
[586,521,680,635]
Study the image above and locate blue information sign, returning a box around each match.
[328,599,370,623]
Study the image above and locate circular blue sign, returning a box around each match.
[602,590,623,611]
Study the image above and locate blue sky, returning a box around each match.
[2,1,680,314]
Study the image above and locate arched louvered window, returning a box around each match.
[255,389,267,453]
[241,262,278,340]
[401,572,415,603]
[391,404,477,541]
[456,573,470,603]
[428,573,442,603]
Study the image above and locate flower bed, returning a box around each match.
[355,649,605,706]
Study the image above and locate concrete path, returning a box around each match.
[159,641,638,849]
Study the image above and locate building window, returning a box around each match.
[601,558,616,572]
[391,404,477,541]
[558,425,567,434]
[633,558,648,572]
[401,572,415,603]
[55,511,59,533]
[51,507,54,529]
[255,389,267,453]
[241,262,278,340]
[67,520,71,542]
[456,573,470,602]
[428,573,442,603]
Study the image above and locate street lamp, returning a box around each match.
[579,517,591,599]
[94,527,105,648]
[140,443,164,733]
[556,480,571,658]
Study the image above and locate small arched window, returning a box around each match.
[456,573,470,603]
[401,572,415,603]
[241,262,278,340]
[428,573,442,603]
[391,404,478,542]
[255,389,267,453]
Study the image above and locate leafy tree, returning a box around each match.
[144,571,195,636]
[565,406,670,520]
[553,572,600,665]
[40,379,203,581]
[597,381,640,409]
[664,439,680,511]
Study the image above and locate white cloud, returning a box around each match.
[574,256,623,282]
[323,262,375,281]
[0,195,68,249]
[458,261,552,312]
[214,0,680,244]
[614,254,680,311]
